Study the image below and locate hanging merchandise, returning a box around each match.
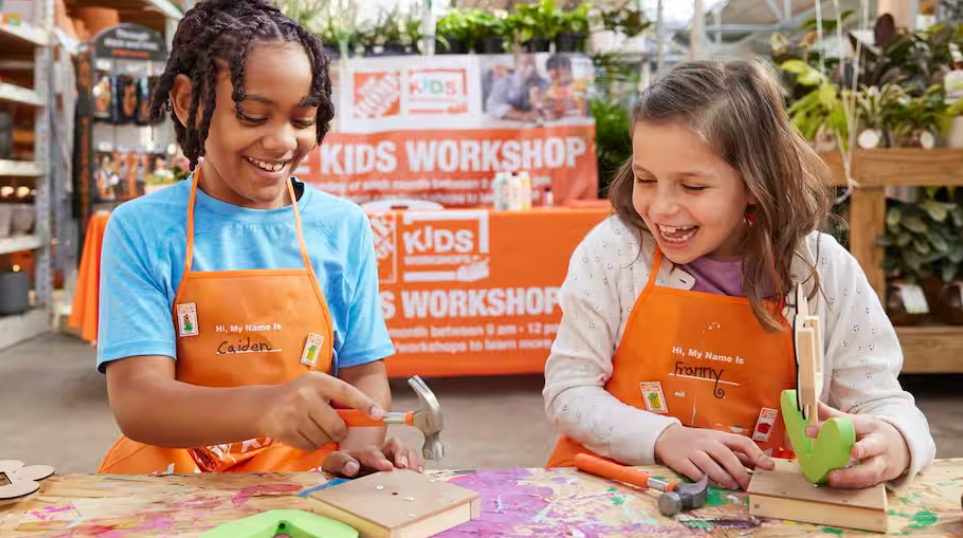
[73,23,174,248]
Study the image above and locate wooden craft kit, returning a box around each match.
[748,285,889,533]
[307,469,481,538]
[0,460,55,501]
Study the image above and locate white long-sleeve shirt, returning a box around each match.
[543,215,936,488]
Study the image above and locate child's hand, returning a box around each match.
[805,402,910,488]
[322,438,424,478]
[257,372,384,451]
[654,424,775,490]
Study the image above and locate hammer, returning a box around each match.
[574,453,709,517]
[336,376,445,460]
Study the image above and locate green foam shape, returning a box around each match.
[199,509,359,538]
[781,390,856,484]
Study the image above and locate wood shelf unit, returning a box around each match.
[824,148,963,373]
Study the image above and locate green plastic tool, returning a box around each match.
[781,389,855,484]
[199,510,359,538]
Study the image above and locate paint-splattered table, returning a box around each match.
[1,461,960,537]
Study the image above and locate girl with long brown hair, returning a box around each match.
[544,59,934,491]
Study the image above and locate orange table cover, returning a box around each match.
[67,206,610,377]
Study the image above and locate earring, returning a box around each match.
[745,211,756,225]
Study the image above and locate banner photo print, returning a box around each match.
[298,53,599,206]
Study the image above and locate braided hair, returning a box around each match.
[150,0,334,171]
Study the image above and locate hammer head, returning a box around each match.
[407,376,445,460]
[676,474,709,509]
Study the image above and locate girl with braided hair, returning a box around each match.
[96,0,420,476]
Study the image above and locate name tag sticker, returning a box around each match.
[301,333,325,367]
[639,382,668,414]
[177,303,199,337]
[753,407,779,442]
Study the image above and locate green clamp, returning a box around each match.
[781,389,855,484]
[199,509,359,538]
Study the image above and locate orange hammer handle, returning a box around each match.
[337,410,415,427]
[574,453,678,491]
[575,453,652,488]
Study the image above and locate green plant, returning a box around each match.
[591,97,632,197]
[880,187,963,284]
[514,0,564,44]
[599,2,649,38]
[781,60,850,145]
[435,10,472,49]
[559,2,590,36]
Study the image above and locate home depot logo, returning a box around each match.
[353,71,401,119]
[369,212,398,285]
[408,69,469,115]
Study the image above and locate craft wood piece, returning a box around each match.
[784,285,855,484]
[309,469,481,538]
[0,461,55,501]
[748,459,888,533]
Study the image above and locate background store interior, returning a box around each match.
[2,0,963,473]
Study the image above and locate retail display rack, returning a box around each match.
[0,0,55,350]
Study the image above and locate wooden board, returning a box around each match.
[309,469,481,538]
[748,459,888,533]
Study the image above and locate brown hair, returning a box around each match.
[608,59,834,332]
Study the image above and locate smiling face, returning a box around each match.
[170,40,319,209]
[631,119,754,263]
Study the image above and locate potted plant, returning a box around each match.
[556,2,591,53]
[472,10,515,54]
[435,10,470,54]
[781,60,850,152]
[879,189,963,325]
[514,0,563,53]
[403,8,424,54]
[599,3,649,39]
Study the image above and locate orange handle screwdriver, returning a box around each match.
[574,453,679,492]
[337,410,415,427]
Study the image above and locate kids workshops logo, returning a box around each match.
[369,211,490,285]
[408,69,469,115]
[353,71,402,119]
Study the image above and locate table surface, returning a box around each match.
[1,460,960,537]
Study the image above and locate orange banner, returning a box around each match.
[370,207,610,378]
[301,125,598,207]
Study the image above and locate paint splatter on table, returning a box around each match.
[0,460,960,537]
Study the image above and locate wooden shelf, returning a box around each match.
[0,82,43,107]
[896,326,963,373]
[0,235,42,256]
[0,160,42,177]
[822,148,963,373]
[0,308,49,351]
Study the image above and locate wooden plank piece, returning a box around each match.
[309,469,480,538]
[748,459,888,533]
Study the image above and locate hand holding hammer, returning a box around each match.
[337,376,445,460]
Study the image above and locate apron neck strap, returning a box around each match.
[642,246,664,293]
[183,167,313,275]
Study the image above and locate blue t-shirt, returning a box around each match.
[96,177,395,375]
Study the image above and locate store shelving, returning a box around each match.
[0,20,49,49]
[822,149,963,374]
[0,0,54,352]
[0,308,50,351]
[0,159,44,177]
[0,235,43,256]
[0,82,44,107]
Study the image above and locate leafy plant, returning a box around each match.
[781,60,850,145]
[514,0,564,44]
[880,187,963,284]
[559,2,591,36]
[591,97,632,197]
[599,2,649,38]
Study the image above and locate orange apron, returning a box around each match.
[547,248,797,468]
[98,170,338,475]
